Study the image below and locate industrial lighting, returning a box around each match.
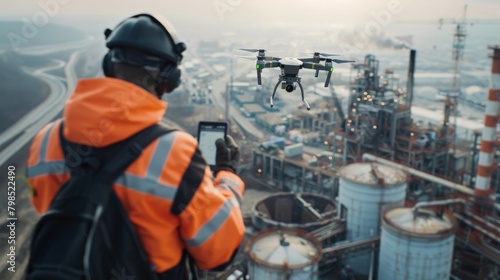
[351,128,355,132]
[410,132,414,137]
[352,109,357,112]
[257,168,262,173]
[324,141,329,145]
[381,102,385,106]
[373,125,378,129]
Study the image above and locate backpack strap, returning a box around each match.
[59,121,176,204]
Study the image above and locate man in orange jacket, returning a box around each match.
[26,13,245,279]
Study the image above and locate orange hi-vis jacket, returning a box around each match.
[26,78,245,274]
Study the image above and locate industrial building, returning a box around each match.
[229,46,500,280]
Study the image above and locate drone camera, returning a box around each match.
[282,82,296,93]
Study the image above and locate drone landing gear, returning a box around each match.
[297,82,310,110]
[270,79,311,110]
[270,80,280,108]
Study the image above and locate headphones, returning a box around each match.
[102,13,186,96]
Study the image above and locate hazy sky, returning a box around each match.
[2,0,500,24]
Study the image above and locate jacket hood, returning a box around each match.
[63,78,167,147]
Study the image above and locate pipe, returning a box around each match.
[362,153,474,195]
[322,236,380,255]
[454,213,500,243]
[361,153,500,211]
[412,199,467,213]
[295,193,323,220]
[406,49,416,107]
[475,46,500,196]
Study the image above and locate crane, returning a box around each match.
[438,4,473,177]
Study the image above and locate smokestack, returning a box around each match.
[406,49,416,107]
[475,46,500,197]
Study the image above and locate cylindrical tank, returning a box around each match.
[246,228,322,280]
[252,192,336,232]
[338,163,407,275]
[378,207,457,280]
[339,162,407,240]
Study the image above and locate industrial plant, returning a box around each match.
[1,3,499,280]
[200,20,500,279]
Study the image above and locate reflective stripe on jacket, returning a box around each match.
[26,78,245,273]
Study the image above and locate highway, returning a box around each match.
[210,72,266,139]
[13,37,94,56]
[0,58,68,147]
[203,56,266,139]
[0,48,86,167]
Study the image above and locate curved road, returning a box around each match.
[0,48,86,167]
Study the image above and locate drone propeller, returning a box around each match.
[239,48,283,53]
[236,55,282,61]
[237,55,258,60]
[239,48,266,53]
[332,59,357,64]
[299,52,340,57]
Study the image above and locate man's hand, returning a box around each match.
[214,135,240,174]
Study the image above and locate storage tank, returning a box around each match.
[246,228,322,280]
[252,192,337,232]
[378,207,457,280]
[338,162,407,275]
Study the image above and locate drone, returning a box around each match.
[239,48,356,110]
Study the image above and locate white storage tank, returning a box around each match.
[338,162,407,275]
[246,228,322,280]
[378,207,457,280]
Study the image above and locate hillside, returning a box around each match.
[0,21,87,49]
[0,53,50,132]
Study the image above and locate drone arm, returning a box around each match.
[302,62,326,71]
[324,68,333,87]
[263,61,280,68]
[302,62,327,78]
[256,61,280,85]
[257,68,262,85]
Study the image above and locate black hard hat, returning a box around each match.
[104,13,186,65]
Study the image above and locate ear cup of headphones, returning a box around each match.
[155,64,181,94]
[102,51,114,77]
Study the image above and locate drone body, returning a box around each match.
[239,49,356,110]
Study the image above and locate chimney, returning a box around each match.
[475,46,500,197]
[406,49,416,107]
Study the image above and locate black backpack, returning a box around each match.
[26,122,173,280]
